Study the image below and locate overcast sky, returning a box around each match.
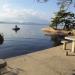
[0,0,74,23]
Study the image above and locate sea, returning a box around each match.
[0,23,58,59]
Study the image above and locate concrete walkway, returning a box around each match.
[6,43,75,75]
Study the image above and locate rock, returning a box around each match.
[0,59,7,69]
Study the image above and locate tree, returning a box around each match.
[50,9,75,30]
[37,0,75,30]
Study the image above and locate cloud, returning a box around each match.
[0,3,49,23]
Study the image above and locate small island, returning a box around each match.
[42,9,75,37]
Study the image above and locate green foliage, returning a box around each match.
[50,10,65,28]
[50,9,75,30]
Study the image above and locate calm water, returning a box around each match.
[0,24,54,59]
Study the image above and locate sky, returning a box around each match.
[0,0,74,24]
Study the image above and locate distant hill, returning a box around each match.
[0,21,48,25]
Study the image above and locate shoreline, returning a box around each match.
[5,43,75,75]
[5,46,56,60]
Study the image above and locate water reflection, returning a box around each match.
[0,34,4,45]
[44,33,65,46]
[13,29,20,33]
[51,35,64,46]
[0,24,52,58]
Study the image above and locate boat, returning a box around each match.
[12,25,20,31]
[13,27,20,31]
